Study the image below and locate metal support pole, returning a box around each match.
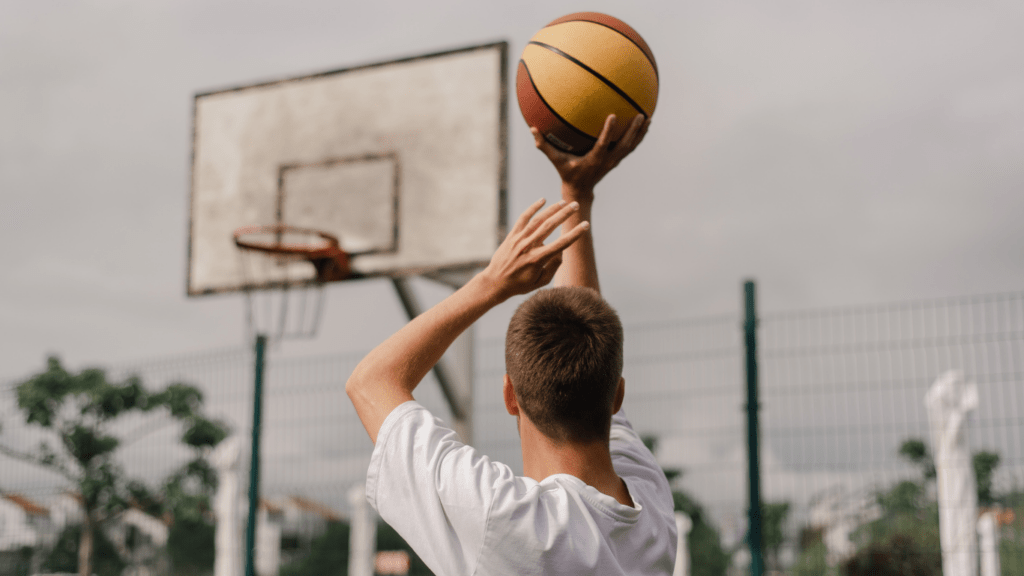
[743,280,764,576]
[245,334,267,576]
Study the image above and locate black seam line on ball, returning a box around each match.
[528,41,648,117]
[520,59,598,145]
[557,19,659,80]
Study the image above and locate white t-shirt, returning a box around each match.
[366,401,677,575]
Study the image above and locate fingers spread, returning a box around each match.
[491,201,589,296]
[522,201,579,246]
[511,198,547,234]
[541,220,590,258]
[519,199,568,237]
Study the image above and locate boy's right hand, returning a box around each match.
[531,114,650,202]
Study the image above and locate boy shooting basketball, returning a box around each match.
[346,114,677,574]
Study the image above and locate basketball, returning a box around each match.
[517,12,658,155]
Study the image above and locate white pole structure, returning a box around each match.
[348,484,377,576]
[925,370,979,576]
[809,490,882,567]
[211,436,243,576]
[255,507,281,576]
[977,510,1001,576]
[823,518,857,566]
[673,512,692,576]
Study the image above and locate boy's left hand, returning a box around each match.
[479,198,589,301]
[532,114,650,201]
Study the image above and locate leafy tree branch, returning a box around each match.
[2,355,229,576]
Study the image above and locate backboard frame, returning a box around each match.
[186,41,509,297]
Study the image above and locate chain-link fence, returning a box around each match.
[1,289,1022,575]
[759,293,1024,575]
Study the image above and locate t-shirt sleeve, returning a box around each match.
[366,401,512,576]
[609,409,674,510]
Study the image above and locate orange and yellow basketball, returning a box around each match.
[517,12,658,155]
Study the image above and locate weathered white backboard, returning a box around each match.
[188,42,508,296]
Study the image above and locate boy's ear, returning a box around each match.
[612,377,625,414]
[503,374,520,416]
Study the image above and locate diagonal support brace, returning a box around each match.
[391,278,470,425]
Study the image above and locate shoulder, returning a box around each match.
[369,402,517,508]
[609,411,675,514]
[367,401,523,576]
[608,411,658,473]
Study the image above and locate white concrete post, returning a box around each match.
[926,370,979,576]
[977,510,1001,576]
[255,506,281,576]
[674,512,692,576]
[211,436,243,576]
[824,518,857,565]
[348,484,377,576]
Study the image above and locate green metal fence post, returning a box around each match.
[245,334,267,576]
[743,280,764,576]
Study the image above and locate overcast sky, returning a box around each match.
[3,1,1023,382]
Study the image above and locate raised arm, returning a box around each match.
[346,199,589,443]
[531,114,650,293]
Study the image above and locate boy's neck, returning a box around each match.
[520,421,634,508]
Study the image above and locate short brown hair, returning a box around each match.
[505,286,624,444]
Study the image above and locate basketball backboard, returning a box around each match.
[187,42,508,296]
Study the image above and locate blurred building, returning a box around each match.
[808,488,882,565]
[0,493,52,574]
[255,495,343,576]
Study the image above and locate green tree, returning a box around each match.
[0,356,227,576]
[279,521,351,576]
[279,519,435,576]
[972,451,1000,506]
[897,438,1004,508]
[996,488,1024,576]
[166,515,216,575]
[790,539,828,576]
[842,534,940,576]
[852,438,943,574]
[791,437,944,576]
[878,481,925,515]
[898,439,936,482]
[158,437,223,575]
[41,524,126,576]
[762,501,791,570]
[120,442,221,575]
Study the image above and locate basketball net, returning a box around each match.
[233,226,350,342]
[236,251,325,341]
